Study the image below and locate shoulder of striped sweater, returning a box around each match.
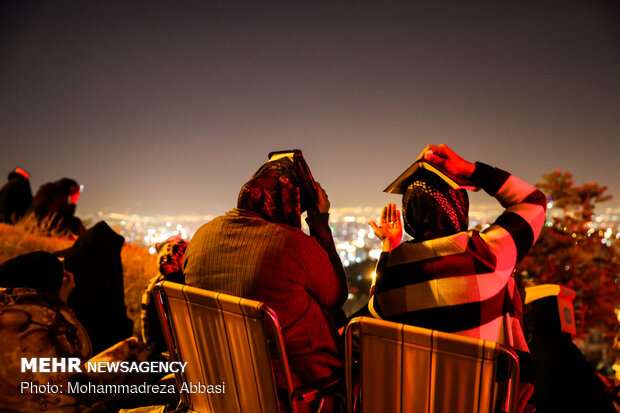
[387,232,471,266]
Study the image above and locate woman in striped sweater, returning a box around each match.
[369,144,547,413]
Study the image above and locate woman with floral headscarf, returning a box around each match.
[140,235,189,356]
[184,157,347,412]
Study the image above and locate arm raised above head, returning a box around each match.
[472,162,548,265]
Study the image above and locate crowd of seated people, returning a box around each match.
[1,146,616,413]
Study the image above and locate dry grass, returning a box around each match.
[0,216,156,336]
[121,242,158,335]
[0,214,74,259]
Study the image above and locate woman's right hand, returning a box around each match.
[369,203,402,252]
[417,144,475,178]
[58,270,76,303]
[315,181,330,214]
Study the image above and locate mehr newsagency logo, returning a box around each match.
[20,357,226,395]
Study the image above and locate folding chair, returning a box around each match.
[154,281,339,413]
[345,316,520,413]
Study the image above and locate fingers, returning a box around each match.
[315,181,327,199]
[313,181,330,213]
[315,181,325,194]
[418,144,474,177]
[387,203,399,224]
[418,144,451,160]
[417,145,434,161]
[379,204,401,227]
[428,144,451,158]
[63,270,76,289]
[380,205,388,225]
[59,270,76,303]
[424,151,448,167]
[369,221,384,240]
[369,221,379,232]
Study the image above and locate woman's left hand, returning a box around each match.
[369,203,403,252]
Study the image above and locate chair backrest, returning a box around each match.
[345,316,520,413]
[154,281,296,413]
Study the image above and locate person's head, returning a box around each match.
[155,235,188,283]
[55,178,81,204]
[8,167,29,181]
[0,251,75,302]
[402,169,469,241]
[237,158,302,228]
[56,178,79,196]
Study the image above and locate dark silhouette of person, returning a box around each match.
[0,167,33,223]
[0,251,90,411]
[0,251,156,412]
[56,221,134,353]
[29,177,85,235]
[524,294,616,413]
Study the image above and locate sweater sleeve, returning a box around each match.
[471,162,547,266]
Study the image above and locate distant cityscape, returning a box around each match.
[81,204,620,319]
[82,205,620,262]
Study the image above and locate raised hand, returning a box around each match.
[369,203,403,252]
[58,270,76,303]
[417,144,475,178]
[314,181,330,214]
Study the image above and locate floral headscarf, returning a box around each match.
[155,235,188,283]
[237,159,302,228]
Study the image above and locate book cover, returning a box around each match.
[384,160,479,194]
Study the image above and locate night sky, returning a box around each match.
[1,1,619,217]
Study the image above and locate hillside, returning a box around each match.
[0,219,157,336]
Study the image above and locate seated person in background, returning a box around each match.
[368,144,547,413]
[0,251,150,412]
[56,221,134,354]
[183,157,347,412]
[524,287,616,413]
[0,251,90,412]
[141,235,188,357]
[29,177,85,235]
[0,167,33,224]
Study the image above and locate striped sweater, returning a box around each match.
[369,162,547,354]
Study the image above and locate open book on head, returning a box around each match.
[268,149,319,213]
[384,159,480,194]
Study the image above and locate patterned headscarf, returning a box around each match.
[402,169,469,240]
[237,158,302,228]
[155,235,188,282]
